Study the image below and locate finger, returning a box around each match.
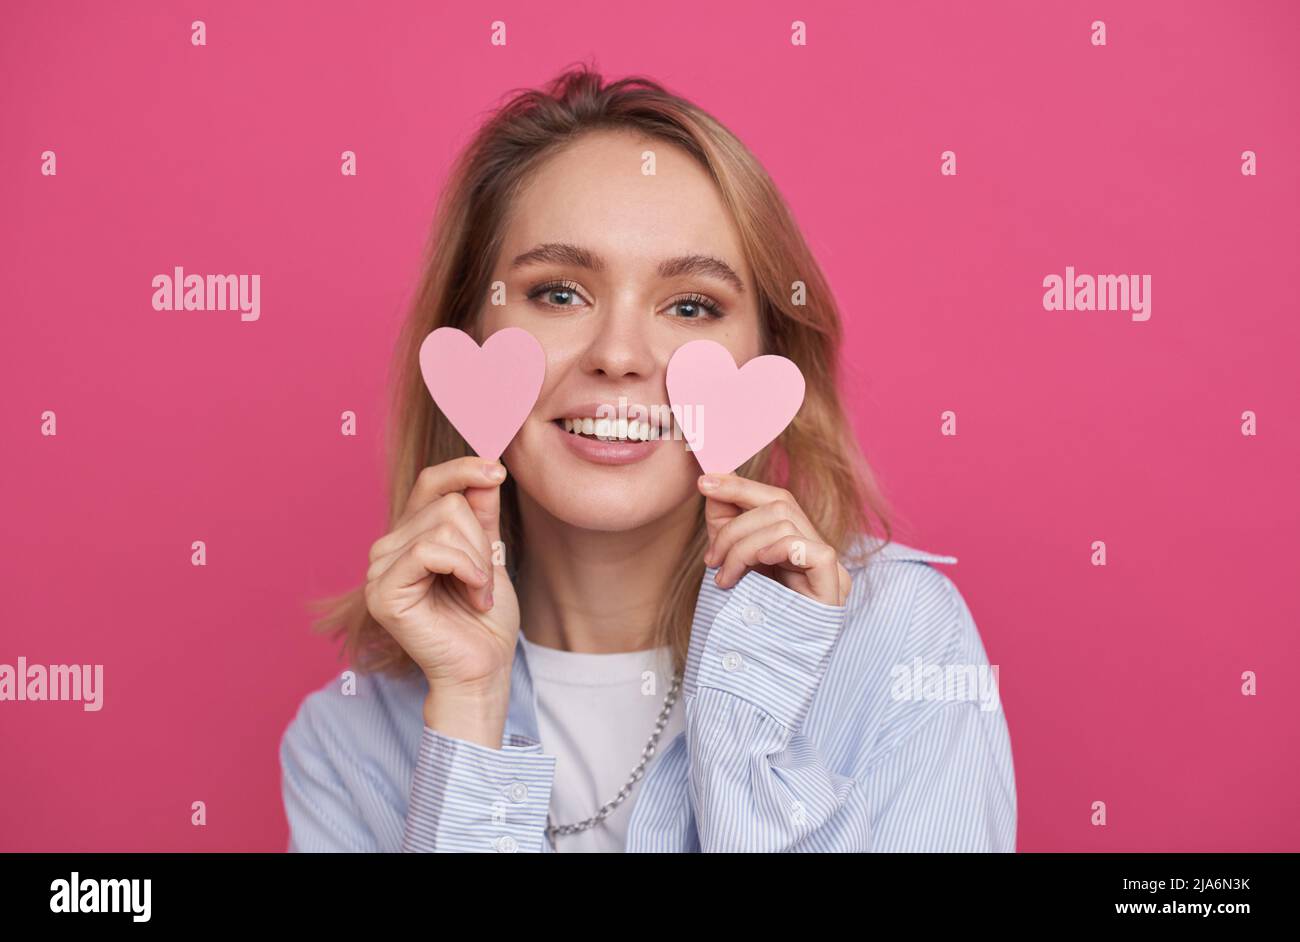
[698,473,818,538]
[373,538,491,612]
[463,476,503,563]
[401,457,507,525]
[704,499,808,569]
[368,519,490,587]
[754,535,844,605]
[372,492,493,575]
[703,495,743,548]
[369,516,493,610]
[715,519,802,588]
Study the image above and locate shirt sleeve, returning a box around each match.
[682,566,857,852]
[858,571,1017,851]
[280,701,382,853]
[859,698,1016,851]
[280,696,558,853]
[681,563,1016,853]
[401,727,557,853]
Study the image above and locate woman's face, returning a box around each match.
[481,129,762,533]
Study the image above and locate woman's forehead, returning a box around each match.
[500,134,747,273]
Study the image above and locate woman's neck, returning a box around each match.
[514,493,698,654]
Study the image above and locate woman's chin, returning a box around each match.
[556,507,664,533]
[530,477,684,532]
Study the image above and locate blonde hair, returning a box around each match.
[310,62,895,678]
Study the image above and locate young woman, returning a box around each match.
[279,65,1016,853]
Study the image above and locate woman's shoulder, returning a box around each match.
[839,532,980,653]
[832,533,999,744]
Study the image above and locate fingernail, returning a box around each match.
[485,589,494,609]
[699,475,719,491]
[484,463,506,483]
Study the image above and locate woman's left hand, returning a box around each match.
[698,472,852,606]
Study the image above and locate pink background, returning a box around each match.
[2,0,1297,852]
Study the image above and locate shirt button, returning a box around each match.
[721,651,744,672]
[506,782,529,803]
[494,835,519,853]
[742,605,765,626]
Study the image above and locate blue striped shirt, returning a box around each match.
[280,537,1017,852]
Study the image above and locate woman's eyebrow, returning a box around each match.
[659,253,746,294]
[509,242,745,294]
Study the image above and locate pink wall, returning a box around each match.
[2,0,1296,851]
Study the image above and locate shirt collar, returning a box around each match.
[862,535,958,565]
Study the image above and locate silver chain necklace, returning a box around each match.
[545,669,683,848]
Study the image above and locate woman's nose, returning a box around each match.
[577,307,658,379]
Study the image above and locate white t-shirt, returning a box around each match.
[518,634,686,853]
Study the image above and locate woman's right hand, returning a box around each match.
[364,457,520,733]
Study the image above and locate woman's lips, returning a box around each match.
[551,418,664,466]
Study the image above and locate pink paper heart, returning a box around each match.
[666,339,806,474]
[418,326,545,460]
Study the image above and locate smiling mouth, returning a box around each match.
[553,416,664,443]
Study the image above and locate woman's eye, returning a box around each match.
[526,282,724,320]
[667,294,724,320]
[527,282,587,309]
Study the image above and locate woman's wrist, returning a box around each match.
[422,675,511,749]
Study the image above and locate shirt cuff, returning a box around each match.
[685,567,848,732]
[402,726,556,853]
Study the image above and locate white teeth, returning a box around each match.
[559,416,658,442]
